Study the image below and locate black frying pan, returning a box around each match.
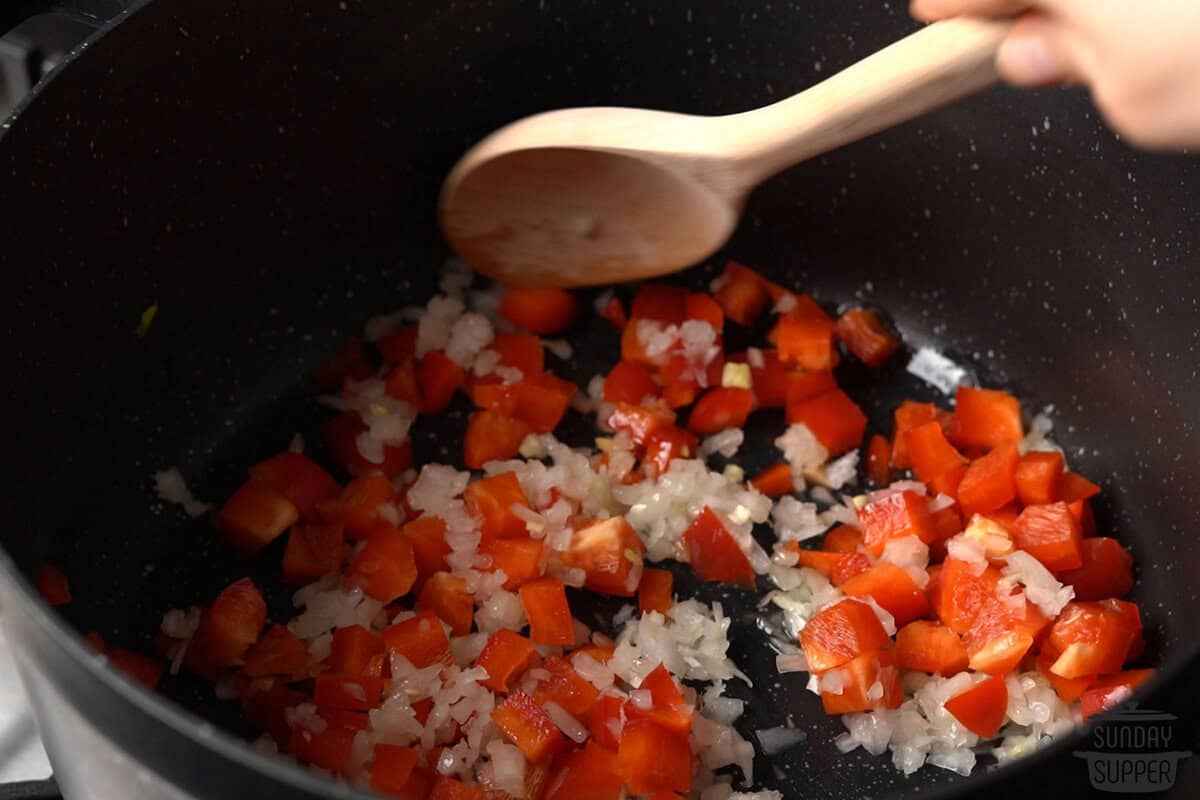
[1,1,1198,798]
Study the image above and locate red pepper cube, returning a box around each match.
[638,568,674,615]
[469,376,520,416]
[242,683,308,747]
[516,372,577,433]
[475,629,539,694]
[498,286,578,335]
[34,563,71,606]
[957,442,1020,518]
[903,421,968,490]
[543,740,624,800]
[1058,537,1135,601]
[963,598,1049,675]
[687,387,755,435]
[370,744,420,797]
[1014,450,1065,506]
[185,577,266,679]
[866,434,892,487]
[890,400,945,469]
[317,474,395,540]
[323,411,413,479]
[944,675,1008,737]
[749,462,794,498]
[417,351,465,414]
[643,425,700,476]
[566,516,645,597]
[713,261,771,327]
[894,620,969,676]
[630,283,689,324]
[604,360,660,405]
[1080,669,1156,719]
[605,402,677,446]
[464,411,532,470]
[1043,599,1142,679]
[947,386,1023,451]
[799,598,891,672]
[786,388,867,455]
[481,536,545,590]
[1057,471,1102,503]
[217,479,299,555]
[288,720,357,774]
[616,719,692,795]
[465,471,532,542]
[327,624,385,677]
[345,522,418,604]
[533,655,601,718]
[858,490,937,556]
[243,624,311,680]
[681,507,755,588]
[519,577,575,646]
[839,562,930,627]
[381,611,453,669]
[725,349,785,408]
[491,690,567,763]
[249,452,341,522]
[281,522,344,586]
[597,295,627,330]
[823,525,864,554]
[416,571,474,636]
[624,663,693,736]
[771,313,836,372]
[784,370,839,410]
[835,308,901,367]
[830,551,872,587]
[1012,502,1084,572]
[402,515,451,587]
[384,358,422,406]
[107,648,166,690]
[930,558,1002,635]
[817,649,902,714]
[313,338,374,389]
[588,692,625,751]
[314,674,385,712]
[786,545,845,580]
[489,333,545,375]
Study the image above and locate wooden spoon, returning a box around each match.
[440,17,1011,287]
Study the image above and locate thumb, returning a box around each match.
[996,13,1081,86]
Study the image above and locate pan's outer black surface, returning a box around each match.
[1,0,1199,798]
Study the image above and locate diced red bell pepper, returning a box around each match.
[482,536,545,590]
[619,320,658,367]
[534,655,601,718]
[323,411,413,479]
[963,598,1049,675]
[786,545,845,579]
[35,563,71,606]
[314,338,376,391]
[282,522,344,585]
[186,578,267,678]
[417,351,465,414]
[1058,537,1135,602]
[402,515,451,586]
[643,425,700,475]
[290,718,358,774]
[464,411,532,469]
[866,434,892,487]
[465,471,533,542]
[947,387,1023,451]
[487,333,545,376]
[787,388,867,454]
[519,577,575,646]
[617,719,692,794]
[416,571,474,636]
[771,314,836,371]
[904,421,968,491]
[929,503,964,560]
[574,644,615,665]
[499,287,579,334]
[624,663,693,735]
[823,525,864,554]
[384,358,422,406]
[469,376,520,417]
[345,522,418,603]
[317,474,396,539]
[543,740,624,800]
[830,552,872,586]
[890,401,943,469]
[1043,599,1142,679]
[217,479,299,555]
[370,744,421,797]
[749,462,794,498]
[242,683,309,747]
[859,490,937,555]
[375,325,418,366]
[327,624,385,677]
[1080,669,1156,719]
[1057,471,1101,503]
[894,620,969,676]
[725,349,781,408]
[249,452,341,522]
[784,370,838,410]
[588,692,625,751]
[476,629,539,693]
[631,284,689,324]
[605,402,676,446]
[658,351,724,411]
[381,611,453,668]
[836,308,901,367]
[1012,502,1084,572]
[685,291,724,331]
[598,295,628,330]
[242,625,311,680]
[492,690,567,763]
[957,442,1019,518]
[429,776,488,800]
[687,387,755,435]
[106,648,166,690]
[1014,451,1064,506]
[931,558,1002,635]
[1036,653,1095,702]
[516,372,577,433]
[1068,498,1098,537]
[944,675,1008,737]
[314,674,385,712]
[817,649,902,714]
[839,563,930,626]
[638,568,674,614]
[800,598,891,672]
[566,517,645,597]
[604,361,660,405]
[713,261,771,326]
[681,507,755,588]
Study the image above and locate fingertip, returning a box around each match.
[909,0,944,22]
[996,24,1068,86]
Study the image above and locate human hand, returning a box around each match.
[910,0,1200,150]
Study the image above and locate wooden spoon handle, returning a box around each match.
[724,18,1013,187]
